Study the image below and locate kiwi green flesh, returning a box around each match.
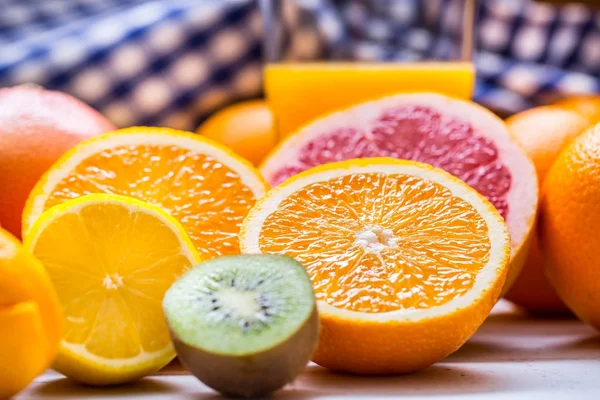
[170,305,318,398]
[163,254,317,356]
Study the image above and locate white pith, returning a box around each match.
[102,273,124,290]
[355,225,398,254]
[261,93,538,257]
[25,131,267,234]
[241,162,510,322]
[25,194,201,367]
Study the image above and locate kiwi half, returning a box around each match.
[163,254,318,398]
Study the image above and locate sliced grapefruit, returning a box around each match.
[240,158,510,374]
[260,93,538,293]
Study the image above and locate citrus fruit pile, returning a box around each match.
[3,83,600,397]
[18,126,267,386]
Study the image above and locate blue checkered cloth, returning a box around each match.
[0,0,598,130]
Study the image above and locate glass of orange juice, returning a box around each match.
[261,0,476,138]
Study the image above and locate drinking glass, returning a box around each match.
[260,0,476,138]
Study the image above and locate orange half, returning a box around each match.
[22,127,268,259]
[240,158,510,374]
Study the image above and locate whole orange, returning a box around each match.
[197,100,276,166]
[555,95,600,125]
[541,122,600,329]
[504,106,589,314]
[0,85,115,238]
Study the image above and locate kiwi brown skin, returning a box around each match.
[170,304,319,398]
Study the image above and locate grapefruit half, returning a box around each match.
[260,93,538,294]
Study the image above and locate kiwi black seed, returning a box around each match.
[162,254,319,398]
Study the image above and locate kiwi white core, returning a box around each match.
[217,288,263,320]
[163,254,316,356]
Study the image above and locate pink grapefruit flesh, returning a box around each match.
[261,93,538,293]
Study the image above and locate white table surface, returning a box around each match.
[16,301,600,399]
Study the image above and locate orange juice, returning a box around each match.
[264,62,475,137]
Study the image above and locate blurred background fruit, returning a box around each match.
[197,100,276,166]
[555,96,600,126]
[541,122,600,330]
[506,107,590,184]
[0,85,115,238]
[504,105,593,314]
[0,228,62,398]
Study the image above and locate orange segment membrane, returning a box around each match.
[43,144,259,258]
[258,173,491,313]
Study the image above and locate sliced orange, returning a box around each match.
[22,127,268,259]
[240,158,510,374]
[24,194,201,385]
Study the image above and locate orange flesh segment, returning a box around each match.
[257,173,491,313]
[43,144,258,259]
